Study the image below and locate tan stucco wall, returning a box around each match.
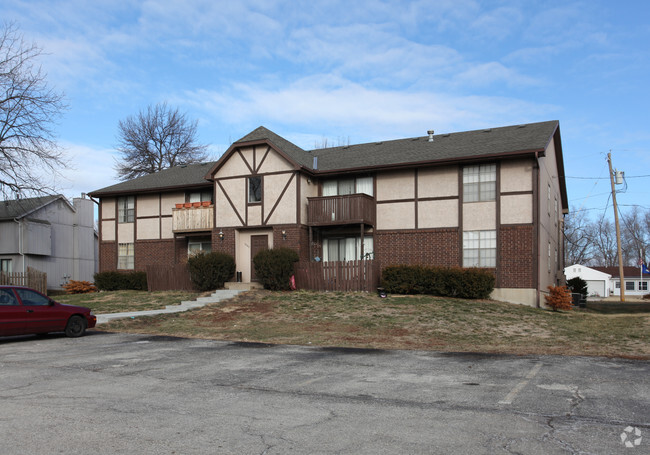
[418,166,458,198]
[301,175,318,225]
[216,148,252,178]
[463,201,496,231]
[491,288,538,307]
[538,136,562,290]
[259,148,293,173]
[137,218,160,240]
[377,202,415,230]
[101,220,115,241]
[161,192,184,216]
[117,223,134,244]
[217,178,245,227]
[137,194,159,217]
[161,217,173,239]
[264,173,296,225]
[376,170,415,201]
[500,159,533,193]
[418,199,459,228]
[235,229,273,282]
[500,194,533,224]
[248,204,262,226]
[101,198,115,220]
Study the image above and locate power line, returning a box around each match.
[564,174,650,180]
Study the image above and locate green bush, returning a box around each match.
[94,271,148,291]
[381,265,494,299]
[567,277,588,297]
[187,252,236,292]
[253,248,299,291]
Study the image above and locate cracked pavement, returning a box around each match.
[0,332,648,454]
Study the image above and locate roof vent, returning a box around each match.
[427,130,434,142]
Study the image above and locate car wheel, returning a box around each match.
[65,315,87,338]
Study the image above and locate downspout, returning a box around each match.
[13,217,25,274]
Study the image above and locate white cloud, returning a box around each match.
[57,142,119,198]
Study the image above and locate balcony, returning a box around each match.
[172,203,214,233]
[307,194,375,227]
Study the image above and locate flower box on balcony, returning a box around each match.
[201,201,211,207]
[175,203,184,209]
[184,202,192,208]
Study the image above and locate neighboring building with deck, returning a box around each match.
[89,120,568,307]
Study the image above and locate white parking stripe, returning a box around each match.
[499,362,543,405]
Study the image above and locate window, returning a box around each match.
[323,237,374,262]
[640,281,648,291]
[463,164,496,202]
[625,281,635,291]
[248,177,262,203]
[118,196,135,223]
[118,243,134,270]
[0,259,12,274]
[189,190,212,203]
[0,289,18,306]
[547,184,551,215]
[616,282,620,289]
[554,197,558,225]
[322,176,374,197]
[15,288,49,306]
[463,230,496,267]
[188,241,212,256]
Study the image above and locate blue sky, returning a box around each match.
[3,0,649,221]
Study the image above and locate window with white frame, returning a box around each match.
[248,176,262,203]
[0,259,12,274]
[188,240,212,256]
[463,230,496,267]
[323,237,374,262]
[640,281,648,291]
[616,281,620,289]
[118,243,134,270]
[625,281,635,291]
[463,164,496,202]
[118,196,135,223]
[322,176,373,197]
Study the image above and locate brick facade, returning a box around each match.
[135,239,175,270]
[374,228,460,268]
[272,225,310,260]
[498,225,534,288]
[99,242,117,272]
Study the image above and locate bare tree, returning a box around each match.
[115,102,208,180]
[591,215,618,267]
[620,206,649,265]
[0,22,67,197]
[563,207,594,265]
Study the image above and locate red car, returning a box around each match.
[0,285,96,338]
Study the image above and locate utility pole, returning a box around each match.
[607,152,625,302]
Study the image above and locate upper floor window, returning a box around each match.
[189,190,213,204]
[248,176,262,203]
[322,176,373,197]
[0,259,12,274]
[463,164,496,202]
[118,196,135,223]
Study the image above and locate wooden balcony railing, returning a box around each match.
[307,194,375,226]
[172,205,214,233]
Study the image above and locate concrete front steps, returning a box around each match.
[95,289,244,324]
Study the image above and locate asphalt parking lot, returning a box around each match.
[1,331,648,454]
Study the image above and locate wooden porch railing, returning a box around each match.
[307,194,375,226]
[294,260,379,292]
[172,205,214,233]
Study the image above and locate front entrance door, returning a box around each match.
[250,235,268,281]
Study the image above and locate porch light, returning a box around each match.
[218,230,224,241]
[282,230,287,240]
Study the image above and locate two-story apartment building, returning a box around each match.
[90,120,568,307]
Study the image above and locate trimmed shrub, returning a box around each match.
[567,277,588,297]
[63,280,98,294]
[544,285,573,311]
[381,265,495,299]
[187,252,236,292]
[253,248,299,291]
[94,271,148,291]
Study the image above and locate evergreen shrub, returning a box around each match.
[253,248,299,291]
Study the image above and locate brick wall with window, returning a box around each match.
[374,229,460,268]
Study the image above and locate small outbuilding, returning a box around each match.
[564,264,612,297]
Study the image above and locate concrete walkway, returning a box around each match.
[95,289,242,324]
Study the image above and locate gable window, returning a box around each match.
[323,237,374,262]
[248,176,262,203]
[0,259,12,274]
[463,230,496,267]
[322,176,373,197]
[118,243,134,270]
[118,196,135,223]
[463,164,496,202]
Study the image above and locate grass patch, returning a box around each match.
[55,290,202,313]
[95,290,650,359]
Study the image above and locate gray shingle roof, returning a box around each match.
[0,195,62,220]
[236,126,314,169]
[89,162,216,196]
[309,120,559,172]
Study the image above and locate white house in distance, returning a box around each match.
[564,264,612,297]
[0,195,98,291]
[591,266,650,297]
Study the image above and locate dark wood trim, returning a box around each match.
[414,169,419,230]
[376,198,416,204]
[159,193,162,240]
[374,227,459,234]
[496,161,501,288]
[237,148,255,175]
[417,195,459,202]
[500,190,534,196]
[533,156,540,307]
[296,172,301,226]
[215,169,295,181]
[136,215,161,220]
[216,180,246,226]
[264,173,296,225]
[458,166,464,266]
[256,146,271,173]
